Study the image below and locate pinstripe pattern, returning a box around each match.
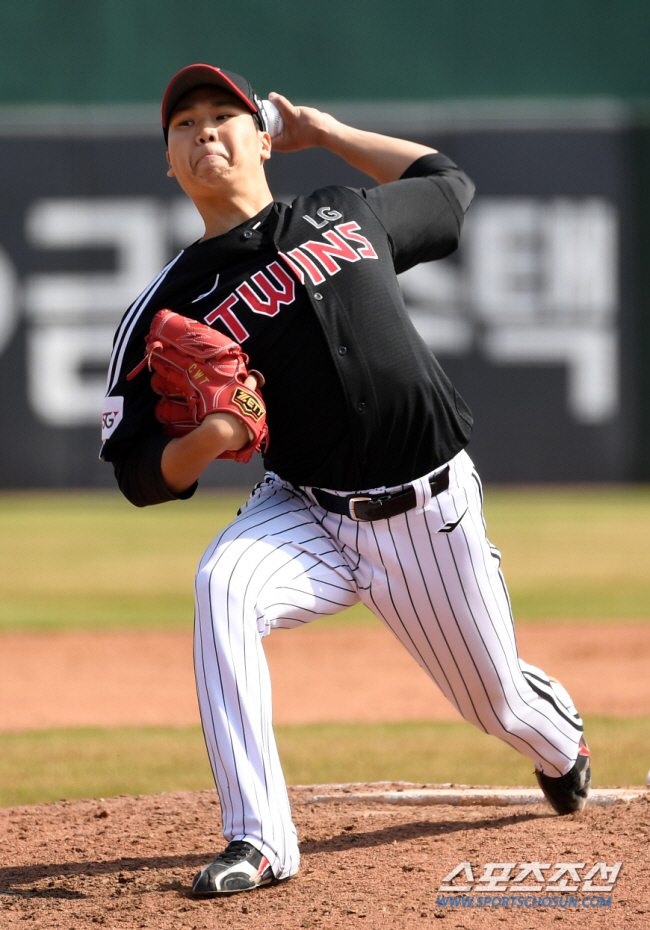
[194,482,357,879]
[193,451,583,879]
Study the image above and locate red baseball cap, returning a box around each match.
[162,64,264,140]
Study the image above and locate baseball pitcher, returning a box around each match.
[101,64,590,897]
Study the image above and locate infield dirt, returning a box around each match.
[0,623,649,730]
[1,623,649,927]
[0,787,648,929]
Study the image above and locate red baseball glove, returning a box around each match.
[127,309,268,463]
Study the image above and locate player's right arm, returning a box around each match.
[269,92,459,186]
[267,93,474,272]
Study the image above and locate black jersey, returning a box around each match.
[101,152,475,506]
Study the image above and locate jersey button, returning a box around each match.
[242,230,253,239]
[338,346,347,355]
[357,402,366,413]
[314,292,323,300]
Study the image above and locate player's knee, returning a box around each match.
[195,553,252,624]
[195,559,227,613]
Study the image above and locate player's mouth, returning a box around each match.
[194,149,228,167]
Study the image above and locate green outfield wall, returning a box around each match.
[0,0,648,105]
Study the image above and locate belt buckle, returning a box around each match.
[348,496,372,521]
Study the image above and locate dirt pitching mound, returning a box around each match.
[1,786,648,929]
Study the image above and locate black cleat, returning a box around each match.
[192,840,276,896]
[536,735,591,815]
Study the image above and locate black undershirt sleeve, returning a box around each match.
[112,433,198,508]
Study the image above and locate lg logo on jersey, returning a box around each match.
[302,206,343,229]
[101,395,124,440]
[204,220,378,343]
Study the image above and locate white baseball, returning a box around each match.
[261,99,284,141]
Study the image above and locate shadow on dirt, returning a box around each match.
[0,811,546,897]
[300,810,544,855]
[0,852,211,896]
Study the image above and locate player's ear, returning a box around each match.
[260,131,271,163]
[166,150,175,178]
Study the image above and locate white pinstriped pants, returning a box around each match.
[194,450,583,880]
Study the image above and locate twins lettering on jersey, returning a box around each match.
[204,220,378,342]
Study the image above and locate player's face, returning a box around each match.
[166,86,271,199]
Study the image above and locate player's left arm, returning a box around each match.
[160,378,257,494]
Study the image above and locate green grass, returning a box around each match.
[0,716,646,808]
[483,486,650,621]
[0,727,213,807]
[1,487,650,631]
[0,491,381,631]
[2,489,646,811]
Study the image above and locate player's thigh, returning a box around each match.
[196,480,359,636]
[358,453,519,691]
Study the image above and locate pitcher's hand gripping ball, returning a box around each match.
[128,309,268,463]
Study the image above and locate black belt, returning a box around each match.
[310,466,450,522]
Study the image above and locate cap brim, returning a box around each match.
[162,64,258,130]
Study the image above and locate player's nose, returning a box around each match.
[196,123,218,144]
